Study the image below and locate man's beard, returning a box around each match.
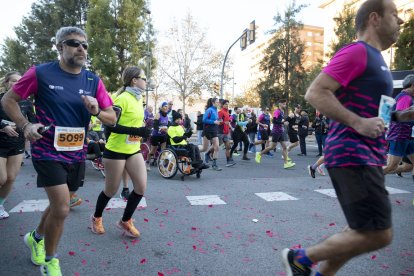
[67,55,86,68]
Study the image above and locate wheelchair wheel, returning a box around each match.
[157,149,178,179]
[177,156,192,175]
[140,142,150,161]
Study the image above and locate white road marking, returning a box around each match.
[186,195,226,205]
[255,192,298,201]
[315,189,337,198]
[9,198,147,213]
[385,187,411,194]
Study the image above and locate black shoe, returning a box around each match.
[242,156,250,160]
[120,188,130,200]
[316,154,322,157]
[307,165,316,178]
[396,172,403,177]
[200,164,210,170]
[297,153,306,156]
[281,248,312,276]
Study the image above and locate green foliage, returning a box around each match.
[394,15,414,70]
[328,4,356,58]
[256,1,307,110]
[0,0,89,74]
[86,0,149,91]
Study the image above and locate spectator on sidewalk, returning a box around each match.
[298,110,309,156]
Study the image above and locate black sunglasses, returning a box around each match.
[62,39,88,50]
[136,77,147,81]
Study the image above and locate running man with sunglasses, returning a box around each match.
[2,26,116,276]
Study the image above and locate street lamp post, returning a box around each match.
[220,20,255,99]
[143,7,151,107]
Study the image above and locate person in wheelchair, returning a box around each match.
[86,126,106,170]
[168,111,209,170]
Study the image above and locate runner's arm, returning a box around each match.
[105,124,151,138]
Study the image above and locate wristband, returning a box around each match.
[21,122,31,132]
[92,108,101,117]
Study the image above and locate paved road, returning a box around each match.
[1,144,413,276]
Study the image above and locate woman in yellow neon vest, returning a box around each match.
[91,66,150,238]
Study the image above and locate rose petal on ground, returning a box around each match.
[140,258,146,264]
[68,251,75,256]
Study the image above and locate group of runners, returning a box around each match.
[0,1,413,275]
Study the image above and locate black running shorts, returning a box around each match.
[288,132,299,143]
[327,166,392,231]
[203,130,218,140]
[0,147,24,158]
[33,160,85,192]
[103,148,141,160]
[259,130,269,141]
[271,132,286,143]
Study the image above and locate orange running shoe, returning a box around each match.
[70,194,82,208]
[116,219,141,238]
[90,215,105,234]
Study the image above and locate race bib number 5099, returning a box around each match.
[54,126,85,151]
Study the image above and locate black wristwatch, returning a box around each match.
[92,108,101,117]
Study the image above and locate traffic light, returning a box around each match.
[240,29,248,51]
[249,20,255,44]
[213,82,220,94]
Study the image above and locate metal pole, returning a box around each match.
[144,7,151,107]
[220,32,245,99]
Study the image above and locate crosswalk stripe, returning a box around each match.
[255,192,298,201]
[9,186,411,212]
[186,195,226,205]
[315,186,411,198]
[314,189,337,198]
[9,198,147,213]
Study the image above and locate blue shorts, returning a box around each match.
[388,140,414,157]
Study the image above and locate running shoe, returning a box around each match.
[396,172,402,177]
[307,165,316,178]
[25,152,31,159]
[0,205,9,219]
[226,160,236,167]
[266,152,274,157]
[233,151,240,156]
[146,161,151,171]
[316,165,326,176]
[116,219,140,238]
[284,161,296,169]
[90,215,105,234]
[242,155,250,161]
[70,194,82,208]
[40,258,62,276]
[120,188,130,200]
[24,231,45,266]
[281,248,312,276]
[212,164,222,171]
[91,159,100,170]
[255,152,262,163]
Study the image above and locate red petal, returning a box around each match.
[371,255,377,260]
[68,251,75,256]
[140,258,146,264]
